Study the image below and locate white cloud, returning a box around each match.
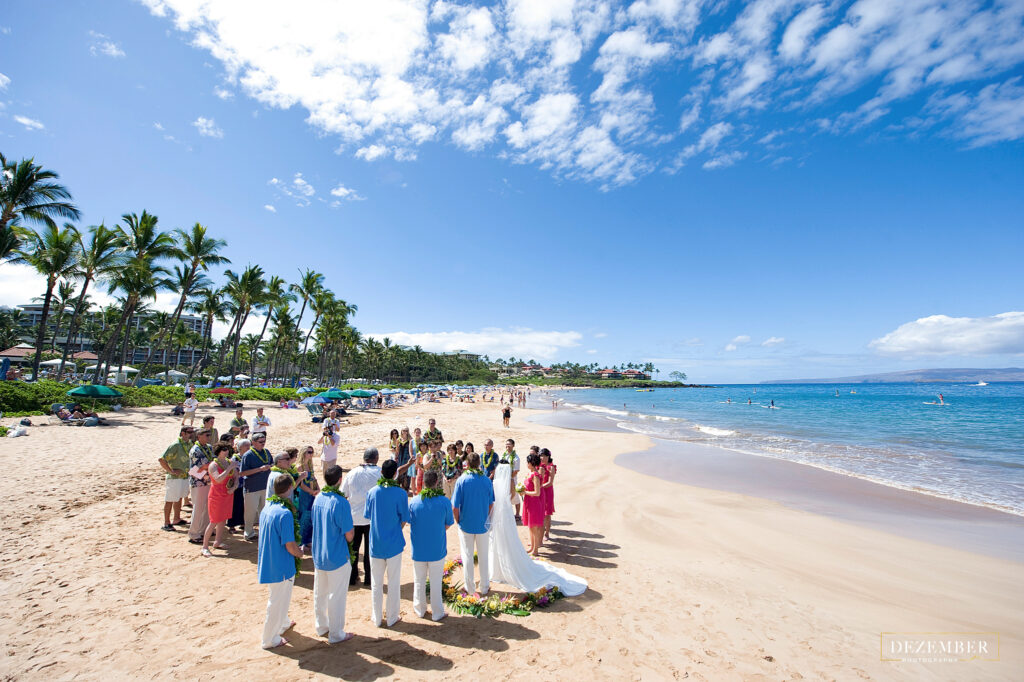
[329,184,365,201]
[153,121,165,131]
[367,327,583,360]
[869,312,1024,356]
[0,72,10,90]
[213,86,234,100]
[88,31,126,58]
[269,173,315,206]
[139,0,1024,185]
[13,115,44,131]
[586,349,598,354]
[263,204,276,213]
[762,336,785,347]
[192,116,224,138]
[725,334,751,351]
[594,332,607,338]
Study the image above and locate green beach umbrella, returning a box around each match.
[318,389,352,400]
[349,389,376,398]
[67,385,123,398]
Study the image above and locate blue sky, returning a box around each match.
[1,0,1023,382]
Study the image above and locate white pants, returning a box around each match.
[314,562,352,642]
[458,530,489,594]
[413,559,445,620]
[243,490,265,538]
[370,553,402,626]
[188,485,209,540]
[261,577,294,648]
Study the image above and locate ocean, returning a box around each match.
[542,382,1024,516]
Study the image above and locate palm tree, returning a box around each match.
[187,288,230,380]
[0,224,20,263]
[0,153,81,234]
[56,223,125,380]
[137,222,229,380]
[298,287,334,375]
[223,265,266,385]
[289,268,323,384]
[48,280,78,351]
[17,222,80,380]
[250,275,294,380]
[102,264,168,382]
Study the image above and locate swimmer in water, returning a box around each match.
[770,400,775,408]
[748,399,752,405]
[726,398,731,404]
[938,393,944,405]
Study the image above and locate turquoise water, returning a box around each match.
[546,383,1024,515]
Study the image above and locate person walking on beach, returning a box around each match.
[409,470,453,621]
[187,428,214,544]
[159,426,194,530]
[258,475,304,649]
[311,465,355,644]
[202,443,238,557]
[364,459,409,627]
[501,403,513,428]
[239,433,273,541]
[341,447,381,586]
[452,453,494,596]
[182,392,198,426]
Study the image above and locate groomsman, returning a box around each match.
[257,475,304,648]
[409,470,454,621]
[364,459,409,627]
[311,465,355,644]
[452,452,494,596]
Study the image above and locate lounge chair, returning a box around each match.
[305,404,324,422]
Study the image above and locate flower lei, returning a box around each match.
[267,495,302,574]
[271,465,299,478]
[434,558,564,618]
[419,486,444,499]
[377,477,401,488]
[321,485,346,497]
[465,468,484,476]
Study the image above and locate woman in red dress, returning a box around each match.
[203,444,238,557]
[521,453,546,556]
[540,448,556,541]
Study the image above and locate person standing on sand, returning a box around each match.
[187,428,215,544]
[312,465,355,644]
[423,418,444,449]
[239,433,273,541]
[504,439,521,521]
[201,415,219,445]
[202,443,238,557]
[452,452,494,596]
[258,475,304,649]
[441,443,462,498]
[502,403,513,428]
[317,423,340,474]
[341,447,381,586]
[182,392,198,426]
[364,459,409,627]
[409,470,453,621]
[480,439,499,479]
[229,408,246,435]
[228,438,250,533]
[251,407,271,436]
[540,448,556,541]
[521,453,546,556]
[159,426,194,530]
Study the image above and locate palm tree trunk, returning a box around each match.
[93,305,130,384]
[137,274,193,384]
[188,316,213,381]
[216,312,240,370]
[57,277,93,381]
[250,311,273,381]
[30,277,57,381]
[228,308,250,386]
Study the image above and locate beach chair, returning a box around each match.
[305,404,324,423]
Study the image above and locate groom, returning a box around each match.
[451,452,494,596]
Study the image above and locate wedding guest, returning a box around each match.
[317,423,340,474]
[266,451,297,500]
[452,452,494,596]
[202,415,219,445]
[521,453,545,556]
[441,443,462,498]
[296,446,319,551]
[388,429,400,457]
[423,418,443,448]
[462,442,475,469]
[228,438,250,533]
[395,427,414,490]
[409,470,453,621]
[364,459,409,627]
[229,408,246,435]
[187,428,215,544]
[258,475,304,649]
[182,392,198,426]
[252,406,271,436]
[341,447,381,586]
[480,439,499,479]
[202,443,238,557]
[312,465,355,644]
[158,426,194,530]
[540,448,556,541]
[504,438,521,521]
[239,433,273,541]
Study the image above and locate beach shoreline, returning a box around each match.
[1,397,1020,680]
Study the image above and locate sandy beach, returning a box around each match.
[1,398,1021,681]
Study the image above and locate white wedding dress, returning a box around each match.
[487,463,587,596]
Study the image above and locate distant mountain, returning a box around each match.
[762,368,1024,384]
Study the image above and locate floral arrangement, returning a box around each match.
[433,558,564,618]
[515,484,526,494]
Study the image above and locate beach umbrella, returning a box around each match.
[297,387,317,394]
[301,395,329,405]
[318,389,351,400]
[349,389,376,398]
[86,364,139,373]
[210,387,238,395]
[67,384,123,398]
[39,358,64,367]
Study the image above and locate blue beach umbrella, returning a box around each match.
[301,395,329,405]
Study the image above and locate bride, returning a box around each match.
[487,460,587,596]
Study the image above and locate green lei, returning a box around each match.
[321,485,345,497]
[420,487,444,499]
[267,495,302,574]
[506,450,518,465]
[377,477,401,488]
[481,451,497,470]
[251,447,271,465]
[271,465,299,478]
[465,468,484,476]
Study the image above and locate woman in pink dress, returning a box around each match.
[202,444,238,557]
[521,453,546,556]
[540,448,556,541]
